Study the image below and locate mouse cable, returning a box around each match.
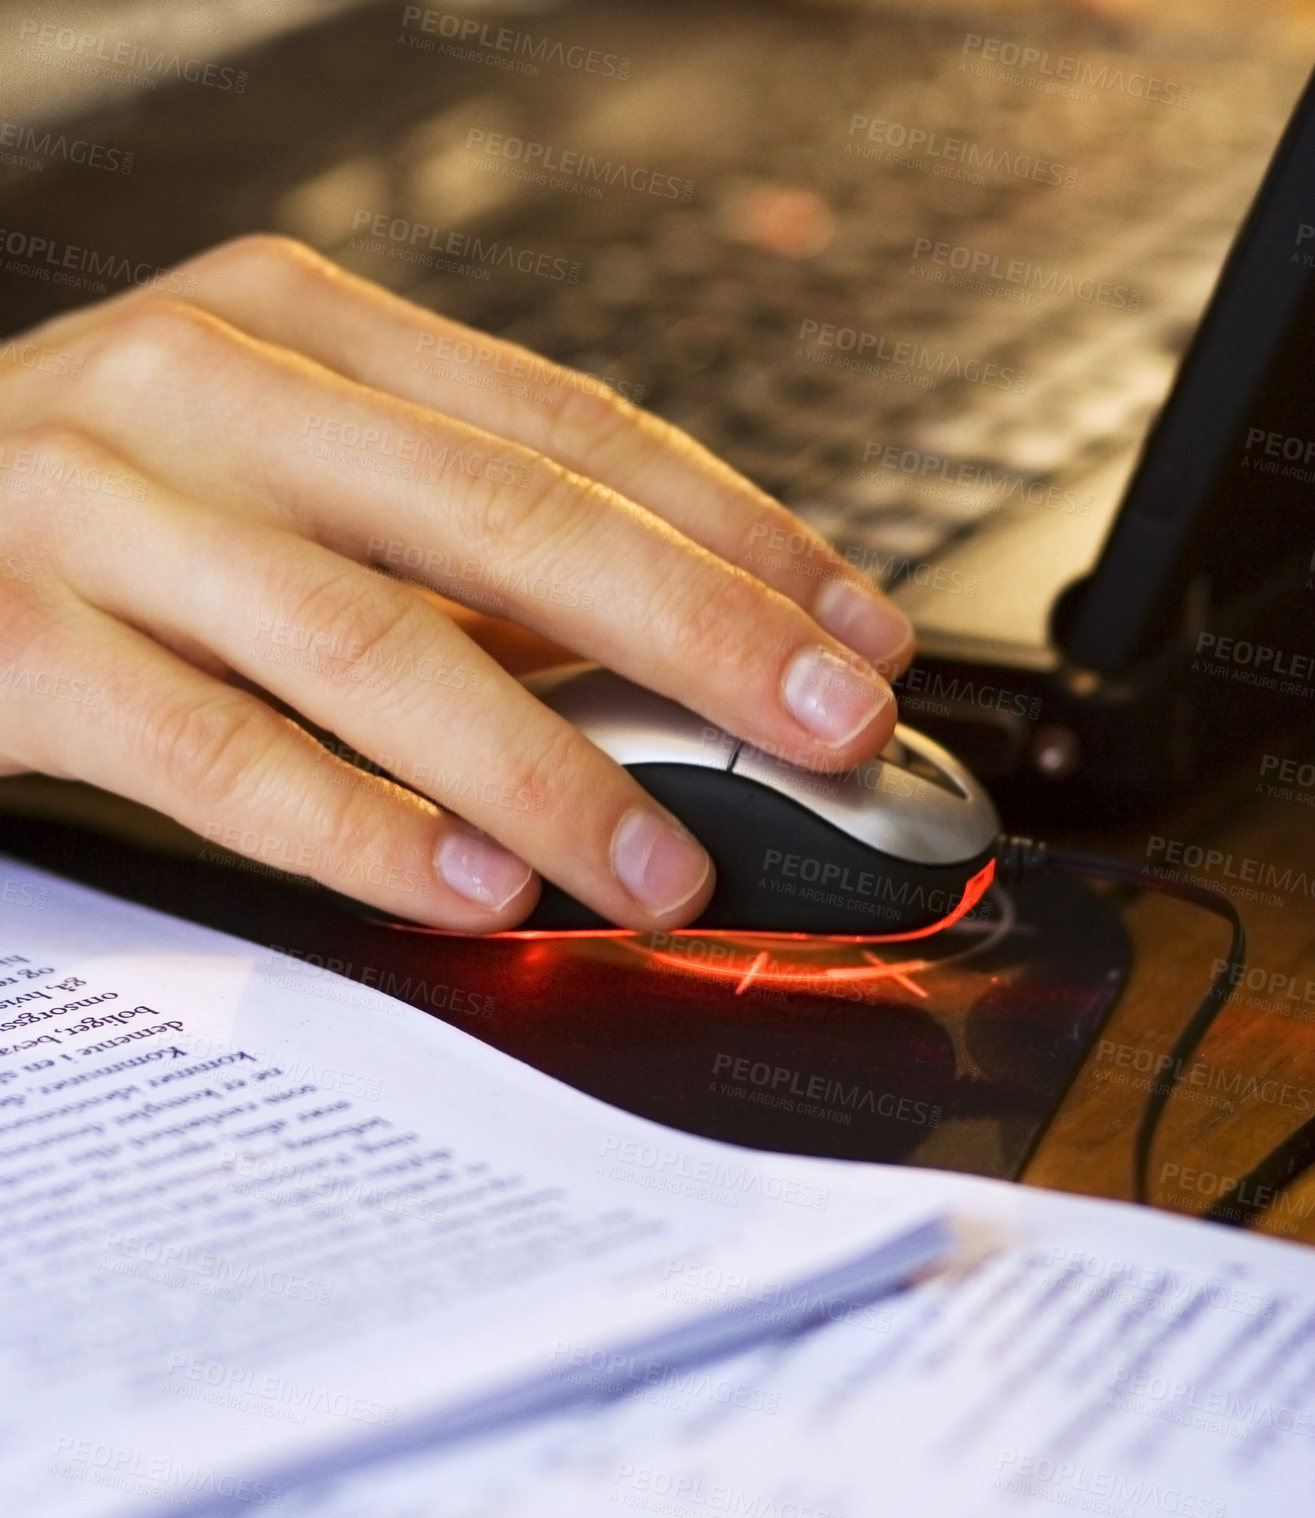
[995,837,1247,1211]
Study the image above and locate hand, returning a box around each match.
[0,235,913,932]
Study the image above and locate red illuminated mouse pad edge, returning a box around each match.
[0,816,1131,1181]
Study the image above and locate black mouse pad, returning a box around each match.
[0,817,1131,1179]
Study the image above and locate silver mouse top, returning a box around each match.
[524,664,999,868]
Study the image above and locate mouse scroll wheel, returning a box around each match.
[880,729,965,796]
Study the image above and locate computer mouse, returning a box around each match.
[519,664,1001,935]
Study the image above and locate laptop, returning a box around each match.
[1,0,1312,812]
[358,1,1315,811]
[887,56,1315,803]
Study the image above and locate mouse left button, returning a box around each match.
[522,664,737,770]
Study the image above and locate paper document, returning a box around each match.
[0,856,950,1518]
[265,1133,1315,1517]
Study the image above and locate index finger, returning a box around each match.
[149,236,914,678]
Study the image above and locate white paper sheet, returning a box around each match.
[0,856,950,1517]
[265,1169,1315,1518]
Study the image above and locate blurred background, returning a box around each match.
[0,0,1307,550]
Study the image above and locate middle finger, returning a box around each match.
[52,300,899,771]
[44,464,717,929]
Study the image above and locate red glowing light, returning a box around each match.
[637,939,935,998]
[367,861,997,998]
[371,860,995,947]
[850,859,996,942]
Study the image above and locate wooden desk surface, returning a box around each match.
[1023,736,1315,1246]
[5,739,1315,1244]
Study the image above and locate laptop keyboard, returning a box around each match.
[0,0,1296,598]
[505,187,1255,569]
[362,7,1291,583]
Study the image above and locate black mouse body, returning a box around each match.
[521,665,1000,935]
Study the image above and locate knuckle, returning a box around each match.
[304,771,403,884]
[146,690,269,814]
[498,718,598,824]
[655,565,771,673]
[280,564,421,691]
[0,422,120,536]
[762,507,839,568]
[537,374,637,469]
[457,456,599,566]
[0,578,49,666]
[83,298,228,393]
[0,582,75,771]
[207,232,313,271]
[0,423,141,552]
[191,232,328,291]
[2,420,104,473]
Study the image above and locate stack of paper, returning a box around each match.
[2,858,1310,1518]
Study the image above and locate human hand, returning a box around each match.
[0,235,913,932]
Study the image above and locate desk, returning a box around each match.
[1024,734,1315,1244]
[4,743,1315,1242]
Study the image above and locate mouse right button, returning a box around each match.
[730,735,998,867]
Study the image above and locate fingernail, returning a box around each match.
[436,828,532,911]
[814,578,913,673]
[782,645,892,746]
[612,809,711,918]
